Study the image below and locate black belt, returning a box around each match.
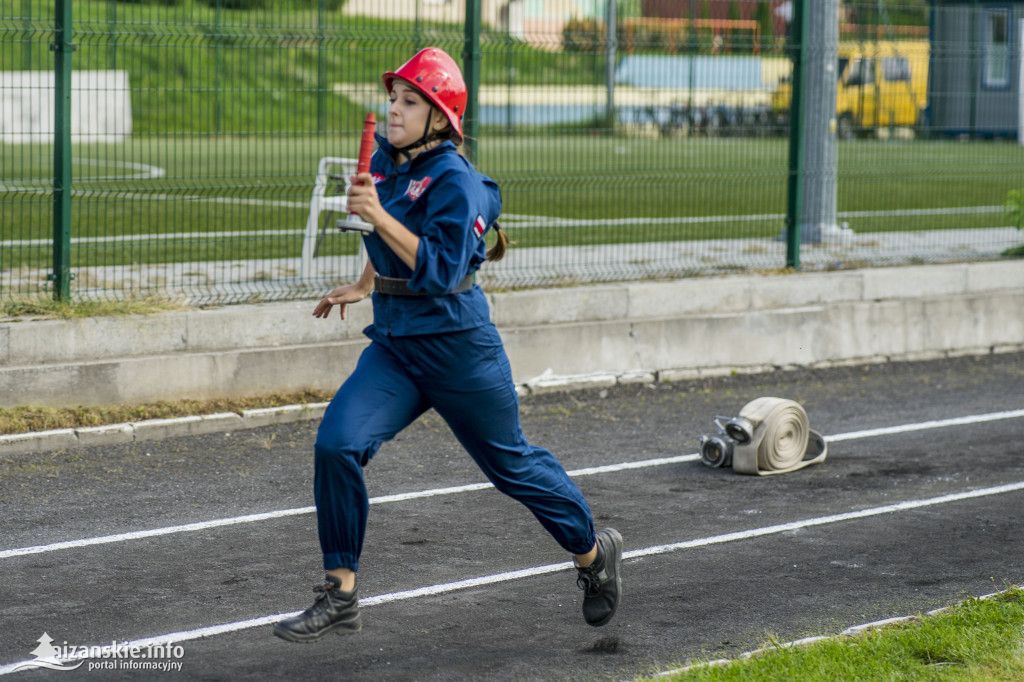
[373,274,474,297]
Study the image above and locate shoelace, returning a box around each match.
[306,583,334,613]
[576,567,601,595]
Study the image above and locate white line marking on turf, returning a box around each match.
[2,480,1023,676]
[2,409,1022,560]
[0,204,1006,245]
[493,205,1004,229]
[0,158,165,191]
[3,229,308,248]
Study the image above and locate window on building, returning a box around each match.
[844,58,875,87]
[983,8,1010,88]
[837,57,849,81]
[882,57,910,82]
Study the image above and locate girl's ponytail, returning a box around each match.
[486,222,511,262]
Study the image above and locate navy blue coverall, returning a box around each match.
[314,136,597,571]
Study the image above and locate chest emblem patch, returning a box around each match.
[405,176,432,201]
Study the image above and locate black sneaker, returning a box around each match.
[575,528,623,627]
[273,575,362,643]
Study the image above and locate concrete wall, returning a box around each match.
[2,261,1023,408]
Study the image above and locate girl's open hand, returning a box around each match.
[313,283,370,320]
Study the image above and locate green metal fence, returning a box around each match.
[1,0,1022,307]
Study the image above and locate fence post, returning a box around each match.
[797,0,839,243]
[107,0,117,70]
[1019,18,1024,145]
[22,0,32,69]
[51,0,74,303]
[463,0,481,163]
[213,0,224,135]
[784,0,808,269]
[317,0,327,133]
[605,0,616,131]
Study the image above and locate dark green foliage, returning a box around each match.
[200,0,347,8]
[755,1,774,40]
[562,16,605,53]
[844,0,928,27]
[727,0,741,22]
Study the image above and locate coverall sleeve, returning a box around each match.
[406,171,483,295]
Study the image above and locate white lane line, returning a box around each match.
[824,409,1024,442]
[0,507,317,559]
[0,454,697,560]
[622,480,1024,559]
[2,409,1022,560]
[2,479,1022,676]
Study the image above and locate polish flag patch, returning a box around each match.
[473,215,487,239]
[405,176,432,200]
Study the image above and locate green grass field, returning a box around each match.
[658,588,1024,681]
[2,0,1022,290]
[1,0,608,134]
[2,134,1021,273]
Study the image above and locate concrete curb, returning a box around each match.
[3,262,1022,456]
[0,403,330,456]
[4,262,1023,410]
[5,346,1024,457]
[1,367,666,455]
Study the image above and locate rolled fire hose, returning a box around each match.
[730,397,828,476]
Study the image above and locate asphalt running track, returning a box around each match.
[1,352,1022,680]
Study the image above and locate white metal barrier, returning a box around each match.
[301,156,358,281]
[1019,19,1024,146]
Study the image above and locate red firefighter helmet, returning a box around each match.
[383,47,467,144]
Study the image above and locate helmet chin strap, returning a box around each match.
[393,107,446,158]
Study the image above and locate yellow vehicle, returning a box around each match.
[771,40,929,139]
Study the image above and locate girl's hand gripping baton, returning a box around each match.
[337,112,377,233]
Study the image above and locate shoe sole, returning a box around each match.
[587,528,623,627]
[273,614,362,643]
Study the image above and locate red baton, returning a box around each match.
[340,112,377,230]
[356,112,375,176]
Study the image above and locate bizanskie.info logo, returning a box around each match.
[12,633,184,673]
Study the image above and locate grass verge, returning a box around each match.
[0,390,333,435]
[655,587,1024,681]
[0,295,194,321]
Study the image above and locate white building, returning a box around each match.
[343,0,607,46]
